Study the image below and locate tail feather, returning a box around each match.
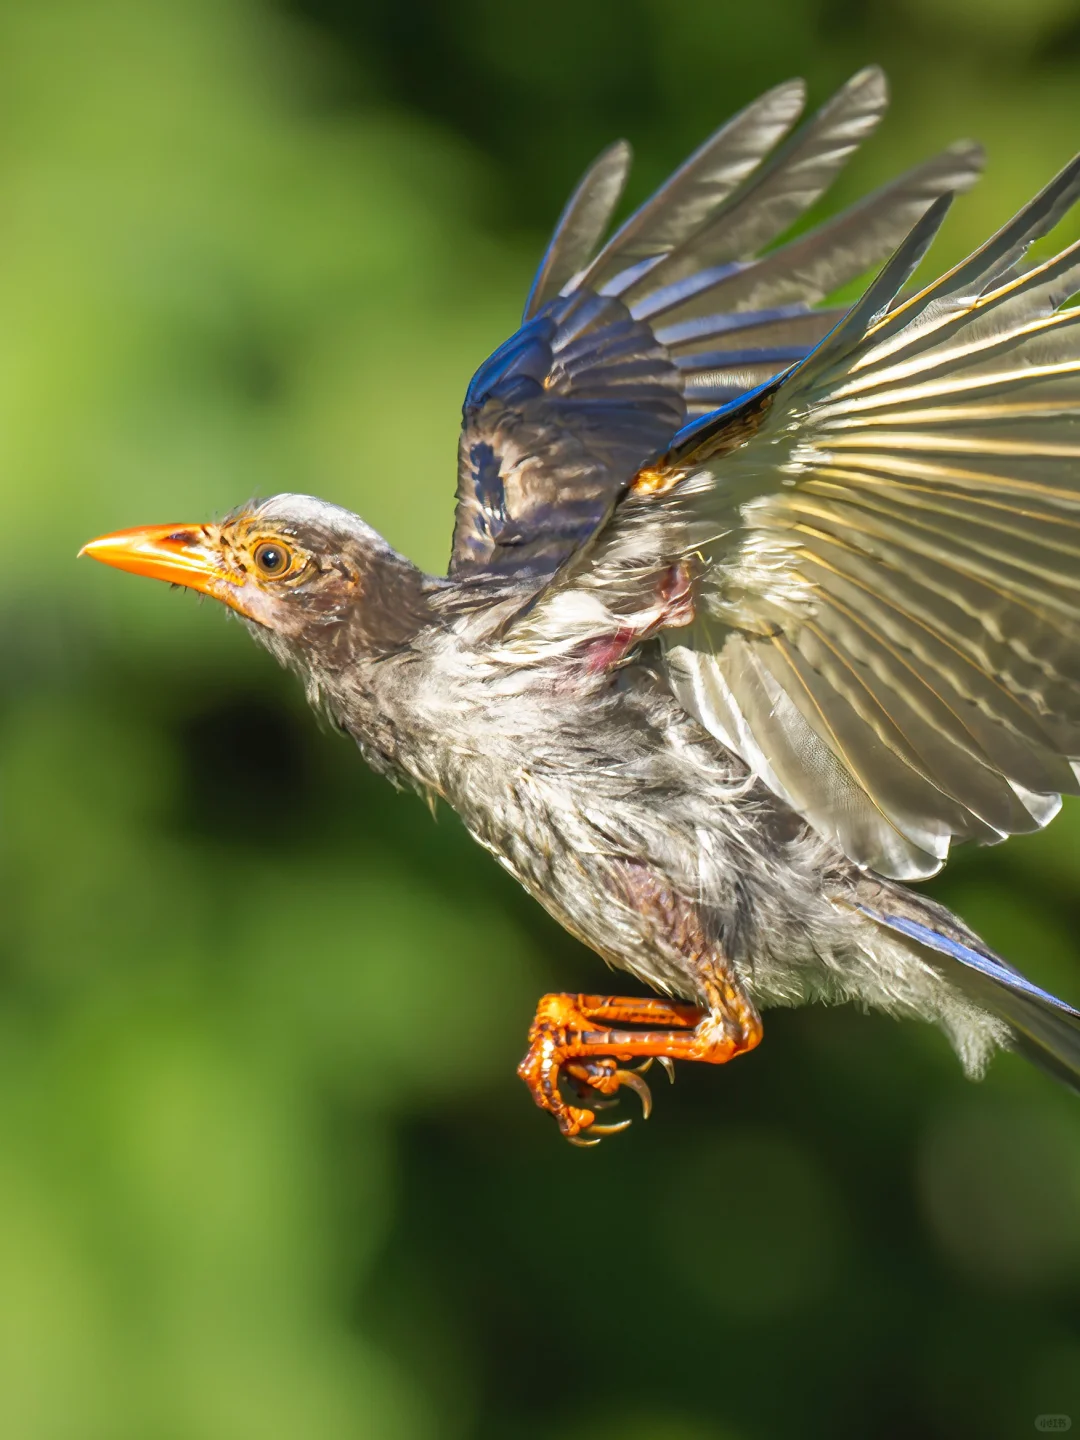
[862,904,1080,1094]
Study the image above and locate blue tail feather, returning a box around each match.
[860,904,1080,1094]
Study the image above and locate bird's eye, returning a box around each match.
[253,541,292,577]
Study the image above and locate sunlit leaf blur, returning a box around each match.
[6,0,1080,1435]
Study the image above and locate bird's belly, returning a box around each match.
[442,757,724,1001]
[417,683,853,1004]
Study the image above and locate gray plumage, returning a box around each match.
[236,490,1012,1087]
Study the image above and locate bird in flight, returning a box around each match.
[82,67,1080,1143]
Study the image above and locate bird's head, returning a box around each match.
[80,493,432,672]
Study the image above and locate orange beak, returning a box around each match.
[79,523,240,605]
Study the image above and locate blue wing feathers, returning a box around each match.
[463,319,553,410]
[449,72,983,578]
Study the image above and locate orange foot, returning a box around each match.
[516,988,762,1145]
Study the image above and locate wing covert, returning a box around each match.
[450,289,684,579]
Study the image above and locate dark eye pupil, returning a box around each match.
[256,544,287,574]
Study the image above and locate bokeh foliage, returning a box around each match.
[5,0,1080,1435]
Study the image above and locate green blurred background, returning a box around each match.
[6,0,1080,1435]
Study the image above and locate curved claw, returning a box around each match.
[585,1118,633,1137]
[614,1067,653,1119]
[567,1133,602,1148]
[657,1055,676,1083]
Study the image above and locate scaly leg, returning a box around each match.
[517,981,762,1144]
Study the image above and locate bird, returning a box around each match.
[80,65,1080,1144]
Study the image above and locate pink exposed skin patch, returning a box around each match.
[582,561,696,674]
[657,561,695,626]
[585,626,637,673]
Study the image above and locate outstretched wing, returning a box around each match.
[532,155,1080,880]
[449,68,983,580]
